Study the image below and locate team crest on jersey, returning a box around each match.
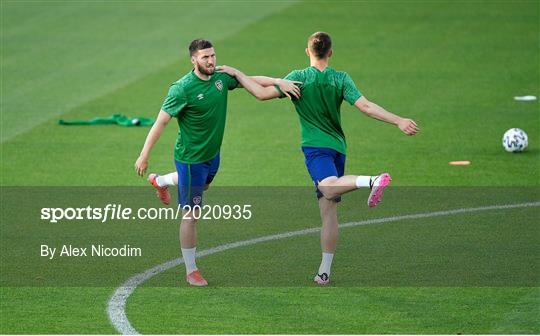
[215,79,223,91]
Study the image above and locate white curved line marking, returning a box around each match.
[108,201,540,335]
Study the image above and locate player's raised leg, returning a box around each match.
[153,171,215,191]
[156,172,178,186]
[147,172,176,205]
[317,173,392,207]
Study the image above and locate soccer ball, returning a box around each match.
[502,128,528,152]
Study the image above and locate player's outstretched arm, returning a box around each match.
[135,110,172,176]
[249,76,302,100]
[354,96,419,136]
[217,65,301,100]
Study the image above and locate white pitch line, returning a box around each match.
[107,201,540,335]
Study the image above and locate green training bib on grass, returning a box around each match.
[58,114,154,126]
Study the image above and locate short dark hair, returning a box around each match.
[189,39,213,56]
[308,32,332,59]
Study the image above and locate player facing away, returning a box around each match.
[217,32,419,285]
[134,39,301,286]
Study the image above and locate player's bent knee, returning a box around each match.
[318,177,339,199]
[319,188,338,200]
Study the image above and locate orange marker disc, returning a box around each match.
[449,161,471,165]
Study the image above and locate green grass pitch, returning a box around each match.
[1,0,539,334]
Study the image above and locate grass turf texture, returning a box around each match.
[1,0,539,334]
[1,1,538,186]
[2,187,539,333]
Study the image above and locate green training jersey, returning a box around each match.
[282,66,362,154]
[161,70,238,163]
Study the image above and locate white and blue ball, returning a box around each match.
[502,128,528,152]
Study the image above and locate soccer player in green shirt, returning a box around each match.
[218,32,419,285]
[134,39,300,286]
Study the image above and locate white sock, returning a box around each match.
[181,247,198,274]
[156,173,176,187]
[355,175,373,188]
[318,252,334,276]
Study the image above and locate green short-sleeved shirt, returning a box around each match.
[161,70,238,163]
[282,66,362,154]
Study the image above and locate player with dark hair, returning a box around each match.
[217,31,419,285]
[134,39,300,286]
[188,39,213,56]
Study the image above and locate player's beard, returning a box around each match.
[197,62,215,76]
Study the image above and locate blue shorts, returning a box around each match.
[302,147,346,201]
[175,153,220,208]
